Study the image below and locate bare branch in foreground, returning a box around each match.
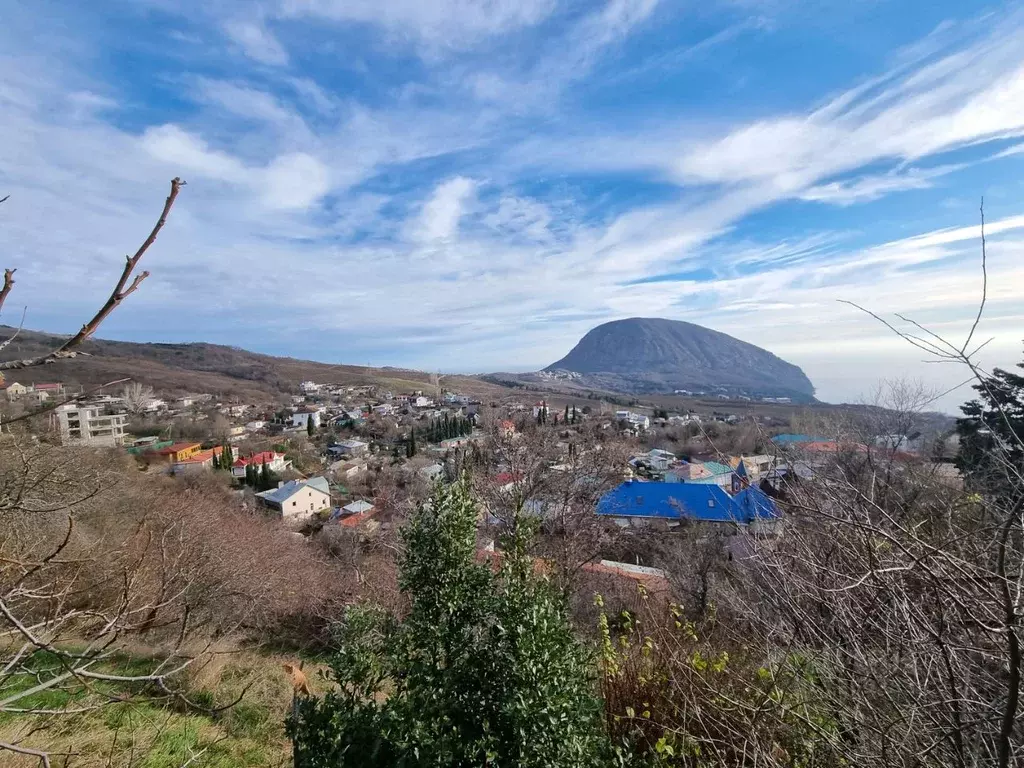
[0,268,15,318]
[0,178,185,371]
[0,739,51,767]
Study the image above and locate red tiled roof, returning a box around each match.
[233,450,282,468]
[581,561,671,594]
[175,447,223,465]
[339,509,376,528]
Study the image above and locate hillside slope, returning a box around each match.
[545,317,815,401]
[0,327,516,403]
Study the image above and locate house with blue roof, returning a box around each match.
[597,478,779,529]
[257,476,331,521]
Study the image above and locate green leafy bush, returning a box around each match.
[288,475,610,767]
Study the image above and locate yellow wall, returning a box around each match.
[172,443,203,461]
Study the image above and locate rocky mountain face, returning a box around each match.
[545,317,816,401]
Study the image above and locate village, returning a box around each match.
[0,375,962,588]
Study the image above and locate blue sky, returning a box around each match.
[2,0,1024,412]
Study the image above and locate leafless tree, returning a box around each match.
[121,381,155,416]
[736,203,1024,768]
[0,177,184,371]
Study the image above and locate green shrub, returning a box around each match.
[288,475,610,767]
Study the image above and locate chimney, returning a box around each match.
[278,481,284,488]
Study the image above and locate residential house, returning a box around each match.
[615,410,651,430]
[34,383,64,397]
[635,448,678,472]
[681,460,734,488]
[333,410,364,425]
[244,420,266,432]
[55,404,128,447]
[149,442,204,463]
[227,425,247,442]
[334,499,376,528]
[299,380,321,394]
[4,382,29,400]
[372,403,395,416]
[171,446,225,474]
[668,413,701,425]
[413,396,433,408]
[499,420,516,438]
[727,454,775,478]
[290,409,323,429]
[329,458,367,480]
[24,389,52,406]
[257,477,331,520]
[143,398,167,412]
[532,402,550,419]
[329,439,369,457]
[232,451,291,479]
[597,479,779,528]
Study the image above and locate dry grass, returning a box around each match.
[0,643,321,767]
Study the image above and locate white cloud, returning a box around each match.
[223,17,290,66]
[278,0,555,51]
[140,125,329,210]
[262,153,330,210]
[483,196,554,242]
[1,0,1023,417]
[799,165,962,206]
[413,177,477,242]
[140,124,248,183]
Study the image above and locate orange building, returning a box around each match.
[153,442,204,463]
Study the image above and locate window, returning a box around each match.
[707,500,715,508]
[292,501,297,507]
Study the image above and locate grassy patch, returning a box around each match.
[0,647,298,767]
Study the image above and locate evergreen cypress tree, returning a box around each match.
[222,444,233,470]
[245,462,255,487]
[564,404,569,423]
[260,460,270,491]
[307,415,316,437]
[212,451,220,471]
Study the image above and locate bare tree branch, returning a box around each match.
[0,178,184,370]
[0,268,15,318]
[0,739,50,768]
[0,306,28,352]
[963,197,988,356]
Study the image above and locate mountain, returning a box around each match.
[0,327,518,403]
[544,317,815,401]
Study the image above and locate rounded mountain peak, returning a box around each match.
[545,317,814,400]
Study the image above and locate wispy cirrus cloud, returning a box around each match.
[0,0,1023,413]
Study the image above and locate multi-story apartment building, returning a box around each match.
[56,404,128,447]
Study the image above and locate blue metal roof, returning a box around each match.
[597,480,777,524]
[734,486,781,520]
[258,476,330,505]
